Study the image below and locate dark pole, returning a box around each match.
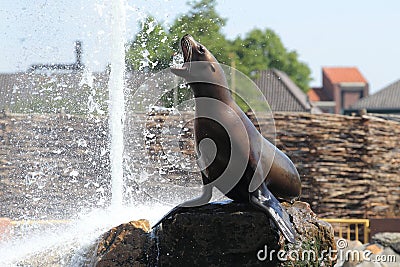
[75,41,82,68]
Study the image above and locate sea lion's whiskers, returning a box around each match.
[183,39,192,71]
[184,39,192,62]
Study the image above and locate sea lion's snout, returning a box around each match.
[170,35,194,77]
[180,38,192,63]
[180,35,207,62]
[172,34,222,82]
[171,35,201,77]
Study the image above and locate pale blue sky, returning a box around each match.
[1,0,400,93]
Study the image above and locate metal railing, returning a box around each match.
[322,218,370,243]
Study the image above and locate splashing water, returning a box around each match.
[0,204,171,266]
[0,1,175,265]
[0,1,218,265]
[108,0,126,208]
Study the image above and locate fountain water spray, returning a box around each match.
[108,0,126,208]
[0,2,181,265]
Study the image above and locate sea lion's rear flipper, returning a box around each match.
[250,185,296,243]
[152,184,213,228]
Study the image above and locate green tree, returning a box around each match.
[168,0,231,64]
[125,0,312,92]
[126,0,231,71]
[126,0,233,107]
[126,16,173,71]
[285,50,312,92]
[232,28,311,92]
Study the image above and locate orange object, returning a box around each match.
[0,218,12,241]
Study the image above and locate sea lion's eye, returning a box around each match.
[210,63,216,72]
[198,45,205,53]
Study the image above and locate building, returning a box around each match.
[253,69,319,113]
[308,67,369,114]
[0,71,150,114]
[29,41,84,72]
[347,79,400,116]
[1,66,317,114]
[307,86,336,114]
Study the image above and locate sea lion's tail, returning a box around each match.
[250,186,296,243]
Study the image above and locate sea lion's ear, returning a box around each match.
[210,63,216,72]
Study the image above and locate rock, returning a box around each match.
[93,201,336,266]
[391,242,400,255]
[379,247,400,266]
[282,201,337,266]
[155,201,280,266]
[365,244,383,255]
[336,240,365,267]
[372,232,400,254]
[343,240,364,251]
[93,219,151,267]
[335,235,400,267]
[349,247,400,267]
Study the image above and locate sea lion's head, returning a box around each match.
[171,34,227,88]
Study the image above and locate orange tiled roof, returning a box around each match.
[323,67,367,84]
[307,87,332,101]
[308,88,321,101]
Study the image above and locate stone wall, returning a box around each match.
[1,111,399,219]
[145,111,400,218]
[0,112,110,219]
[270,113,400,218]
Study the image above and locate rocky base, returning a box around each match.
[93,201,336,267]
[92,219,151,267]
[372,232,400,254]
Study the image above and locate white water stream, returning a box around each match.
[108,0,126,208]
[0,1,173,265]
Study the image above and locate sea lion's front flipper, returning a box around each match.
[152,205,183,229]
[250,184,296,243]
[152,184,213,228]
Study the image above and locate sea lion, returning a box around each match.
[154,34,301,243]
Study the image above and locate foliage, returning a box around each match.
[125,0,312,107]
[126,16,173,71]
[231,28,311,92]
[168,0,231,65]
